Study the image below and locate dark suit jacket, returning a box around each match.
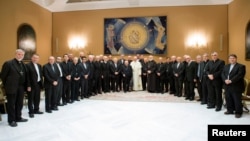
[93,61,102,79]
[147,60,157,74]
[205,59,225,86]
[79,62,90,79]
[43,63,60,89]
[60,61,73,81]
[121,65,132,78]
[110,62,121,78]
[156,62,166,80]
[71,63,82,79]
[26,62,43,88]
[86,60,95,79]
[185,61,198,81]
[1,59,27,94]
[173,62,185,79]
[101,62,110,77]
[221,63,246,93]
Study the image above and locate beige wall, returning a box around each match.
[0,0,52,67]
[52,5,228,61]
[228,0,250,78]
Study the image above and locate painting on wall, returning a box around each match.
[104,16,167,55]
[17,24,36,61]
[246,21,250,60]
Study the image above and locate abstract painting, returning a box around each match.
[104,16,167,55]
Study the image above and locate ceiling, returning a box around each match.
[30,0,234,12]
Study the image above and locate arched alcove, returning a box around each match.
[17,24,36,60]
[246,21,250,60]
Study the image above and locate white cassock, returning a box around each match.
[130,60,143,91]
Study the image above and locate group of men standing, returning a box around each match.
[0,49,246,127]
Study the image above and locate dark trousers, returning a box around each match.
[184,81,188,97]
[207,81,223,109]
[169,76,176,94]
[141,74,147,91]
[174,77,183,96]
[102,76,110,93]
[111,75,119,91]
[185,80,195,99]
[196,78,202,100]
[27,83,41,114]
[45,85,57,111]
[56,77,63,105]
[118,74,123,91]
[71,80,80,101]
[62,80,71,103]
[81,78,88,97]
[123,77,131,92]
[164,78,169,92]
[6,85,24,123]
[202,78,208,104]
[88,78,94,96]
[225,88,243,114]
[156,77,165,93]
[95,76,102,93]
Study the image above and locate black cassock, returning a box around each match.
[147,60,157,92]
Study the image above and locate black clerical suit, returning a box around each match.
[141,61,148,91]
[184,61,198,100]
[26,62,43,115]
[121,64,132,92]
[110,62,121,92]
[87,60,95,96]
[173,62,185,97]
[1,59,27,123]
[80,62,90,98]
[164,62,171,92]
[169,61,177,94]
[71,63,81,101]
[117,59,125,91]
[197,60,209,104]
[205,59,225,110]
[221,63,246,115]
[60,61,73,103]
[94,60,102,94]
[101,61,110,93]
[147,60,157,93]
[156,62,166,93]
[43,63,60,112]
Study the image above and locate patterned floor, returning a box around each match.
[89,91,199,103]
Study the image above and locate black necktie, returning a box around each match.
[19,62,24,75]
[51,64,55,72]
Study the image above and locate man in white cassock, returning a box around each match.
[130,56,143,91]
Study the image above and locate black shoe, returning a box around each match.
[29,114,34,118]
[9,121,17,127]
[235,114,242,118]
[185,97,190,100]
[215,108,221,112]
[201,102,207,105]
[46,110,52,113]
[75,99,80,101]
[34,111,43,114]
[58,103,64,106]
[63,102,67,105]
[16,118,28,122]
[207,106,215,109]
[196,99,201,101]
[52,107,58,111]
[224,111,234,115]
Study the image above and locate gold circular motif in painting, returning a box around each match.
[121,22,148,50]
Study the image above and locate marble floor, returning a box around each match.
[0,93,250,141]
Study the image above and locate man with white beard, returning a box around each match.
[130,56,143,91]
